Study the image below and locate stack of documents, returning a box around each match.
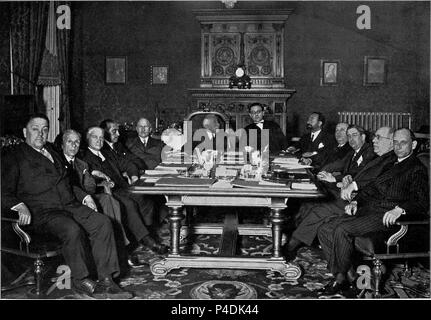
[155,177,216,187]
[291,182,318,190]
[272,157,313,169]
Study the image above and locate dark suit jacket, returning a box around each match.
[105,142,147,171]
[244,120,286,155]
[356,154,429,218]
[61,154,98,195]
[1,143,87,224]
[325,142,376,181]
[82,148,135,190]
[297,130,336,168]
[126,136,163,170]
[319,143,352,172]
[353,151,397,190]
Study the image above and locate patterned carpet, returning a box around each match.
[1,232,430,299]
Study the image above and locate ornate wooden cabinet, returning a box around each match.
[187,9,296,135]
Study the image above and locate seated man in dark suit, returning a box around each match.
[317,128,429,297]
[192,114,235,155]
[82,127,168,255]
[126,118,164,170]
[100,119,146,172]
[284,126,390,259]
[287,112,335,168]
[244,103,287,155]
[61,129,146,268]
[1,114,129,298]
[316,124,376,184]
[317,122,352,171]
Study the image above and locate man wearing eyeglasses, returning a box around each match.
[316,128,429,297]
[244,103,287,155]
[284,125,382,260]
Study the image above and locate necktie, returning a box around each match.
[40,148,54,163]
[70,159,75,170]
[311,133,315,141]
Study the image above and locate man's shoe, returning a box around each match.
[141,236,169,255]
[281,243,297,261]
[94,277,133,299]
[317,280,349,298]
[127,253,148,268]
[72,278,97,297]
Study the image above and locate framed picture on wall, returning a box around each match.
[320,60,339,86]
[105,56,127,84]
[363,56,387,86]
[151,65,169,85]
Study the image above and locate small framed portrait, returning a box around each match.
[151,65,169,85]
[320,60,339,86]
[105,56,127,84]
[363,56,387,86]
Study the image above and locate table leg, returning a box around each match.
[169,206,184,256]
[270,208,284,258]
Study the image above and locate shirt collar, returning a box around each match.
[139,136,149,144]
[105,141,114,149]
[397,153,413,163]
[64,154,75,162]
[88,147,101,156]
[337,142,347,148]
[312,129,321,137]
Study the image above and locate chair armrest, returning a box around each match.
[1,217,31,250]
[387,219,429,247]
[397,220,430,226]
[1,217,19,223]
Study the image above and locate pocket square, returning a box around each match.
[318,142,325,149]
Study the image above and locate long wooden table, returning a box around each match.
[130,181,324,280]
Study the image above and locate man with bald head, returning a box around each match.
[317,128,429,297]
[126,118,164,170]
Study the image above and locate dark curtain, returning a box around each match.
[56,1,72,131]
[10,2,48,96]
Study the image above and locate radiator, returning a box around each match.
[338,111,412,132]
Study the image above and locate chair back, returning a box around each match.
[184,111,230,137]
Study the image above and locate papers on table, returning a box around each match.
[271,157,312,169]
[210,180,233,189]
[144,170,177,176]
[272,157,300,164]
[291,182,318,190]
[155,177,216,187]
[231,179,289,190]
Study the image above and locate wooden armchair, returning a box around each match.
[1,136,63,297]
[1,214,63,297]
[354,151,430,298]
